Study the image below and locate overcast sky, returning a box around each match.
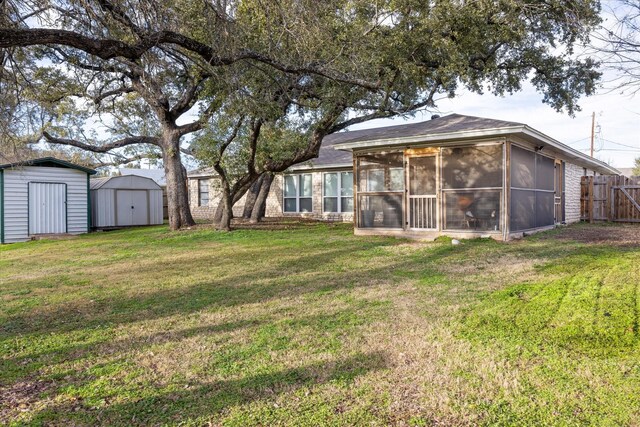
[350,79,639,169]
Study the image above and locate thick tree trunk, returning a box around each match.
[213,177,254,226]
[242,174,265,218]
[217,187,234,231]
[162,136,195,230]
[250,173,274,223]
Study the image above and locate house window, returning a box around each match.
[284,174,312,212]
[198,179,209,207]
[323,172,354,213]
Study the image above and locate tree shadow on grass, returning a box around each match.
[0,319,257,383]
[5,229,631,343]
[27,351,388,426]
[1,241,402,338]
[2,308,377,384]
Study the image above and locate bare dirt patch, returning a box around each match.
[541,223,640,246]
[0,379,53,421]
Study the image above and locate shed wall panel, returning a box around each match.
[3,166,88,243]
[90,186,163,228]
[148,190,163,224]
[92,189,116,227]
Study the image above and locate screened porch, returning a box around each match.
[353,142,564,239]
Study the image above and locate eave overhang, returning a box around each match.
[333,125,620,175]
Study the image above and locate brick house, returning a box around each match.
[188,129,356,222]
[188,114,619,240]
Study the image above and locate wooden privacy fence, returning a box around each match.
[581,175,640,223]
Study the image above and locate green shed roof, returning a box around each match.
[0,157,97,175]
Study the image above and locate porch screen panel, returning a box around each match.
[409,156,436,195]
[359,194,404,228]
[535,192,554,227]
[357,152,404,228]
[442,145,503,189]
[444,190,501,231]
[511,145,535,188]
[536,155,555,191]
[511,189,535,231]
[441,144,503,231]
[510,145,556,231]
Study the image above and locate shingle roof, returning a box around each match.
[290,114,523,169]
[188,114,619,176]
[187,166,216,177]
[189,114,519,175]
[331,114,523,146]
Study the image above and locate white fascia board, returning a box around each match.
[187,173,219,179]
[520,126,620,175]
[288,163,353,171]
[333,125,620,175]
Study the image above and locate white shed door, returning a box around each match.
[116,190,148,226]
[29,182,67,235]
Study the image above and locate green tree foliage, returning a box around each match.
[190,0,604,228]
[0,0,603,229]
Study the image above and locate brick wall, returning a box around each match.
[564,162,600,224]
[189,170,354,222]
[188,177,248,220]
[266,172,354,222]
[564,162,584,224]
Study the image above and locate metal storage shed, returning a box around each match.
[0,157,96,244]
[90,175,163,228]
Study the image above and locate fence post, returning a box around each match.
[611,178,616,221]
[605,177,610,221]
[588,177,594,223]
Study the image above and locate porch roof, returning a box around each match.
[333,114,619,175]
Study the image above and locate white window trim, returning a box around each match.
[322,171,354,213]
[283,174,313,213]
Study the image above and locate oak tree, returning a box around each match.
[1,0,603,230]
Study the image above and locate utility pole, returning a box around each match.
[590,112,595,158]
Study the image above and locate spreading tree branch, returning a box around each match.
[42,131,161,152]
[0,29,383,91]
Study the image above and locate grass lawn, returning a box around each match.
[1,221,640,426]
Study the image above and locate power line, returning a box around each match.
[578,147,640,153]
[599,137,640,150]
[565,136,591,146]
